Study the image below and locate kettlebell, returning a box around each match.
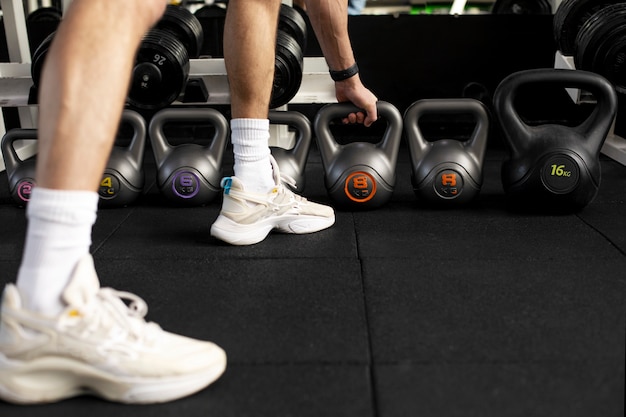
[269,110,312,193]
[149,107,229,206]
[1,129,38,206]
[494,68,617,212]
[404,98,489,205]
[314,101,403,210]
[98,110,147,208]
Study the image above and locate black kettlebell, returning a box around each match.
[314,101,403,210]
[269,110,312,193]
[404,98,490,205]
[149,107,229,206]
[494,68,617,212]
[1,129,38,206]
[98,110,147,208]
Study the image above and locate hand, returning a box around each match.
[334,75,378,127]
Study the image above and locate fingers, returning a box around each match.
[363,101,378,127]
[341,107,378,127]
[342,111,366,125]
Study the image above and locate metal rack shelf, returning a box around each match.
[555,51,626,166]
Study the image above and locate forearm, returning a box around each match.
[304,0,355,71]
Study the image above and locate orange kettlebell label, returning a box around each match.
[441,173,457,187]
[344,171,377,203]
[434,169,463,199]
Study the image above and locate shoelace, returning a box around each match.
[69,288,160,344]
[220,172,307,207]
[278,173,297,190]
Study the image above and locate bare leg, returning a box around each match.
[221,0,282,193]
[210,0,336,245]
[0,3,227,405]
[36,0,166,190]
[16,0,167,314]
[224,0,282,120]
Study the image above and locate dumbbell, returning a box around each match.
[493,68,617,212]
[553,0,616,56]
[574,3,626,95]
[194,3,227,58]
[31,31,55,90]
[404,99,489,206]
[271,4,308,109]
[553,1,626,94]
[30,5,204,111]
[127,5,204,110]
[149,108,229,206]
[313,101,403,210]
[98,110,147,208]
[26,6,62,24]
[1,129,38,206]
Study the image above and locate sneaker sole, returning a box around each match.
[0,350,226,404]
[210,214,335,245]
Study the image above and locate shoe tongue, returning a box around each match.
[62,255,101,308]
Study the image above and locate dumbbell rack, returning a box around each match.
[0,0,337,172]
[554,50,626,166]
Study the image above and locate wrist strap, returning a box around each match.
[329,63,359,82]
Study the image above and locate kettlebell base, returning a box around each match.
[502,151,599,214]
[99,169,144,208]
[160,168,221,206]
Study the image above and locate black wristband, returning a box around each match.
[329,63,359,82]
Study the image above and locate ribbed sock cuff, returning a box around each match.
[27,187,99,226]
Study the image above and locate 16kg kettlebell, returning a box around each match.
[269,110,312,193]
[1,129,38,206]
[494,68,617,212]
[149,107,229,206]
[314,101,403,210]
[404,98,489,205]
[99,110,147,207]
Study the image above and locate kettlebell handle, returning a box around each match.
[148,107,229,165]
[494,68,617,154]
[404,98,489,156]
[1,129,38,174]
[313,100,403,163]
[268,110,311,168]
[120,110,146,164]
[314,100,400,131]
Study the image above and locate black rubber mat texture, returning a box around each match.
[375,361,624,417]
[362,258,626,362]
[93,257,370,364]
[0,146,624,416]
[0,365,374,417]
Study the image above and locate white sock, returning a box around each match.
[16,187,99,316]
[231,118,275,193]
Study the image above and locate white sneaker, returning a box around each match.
[0,255,226,404]
[210,157,335,245]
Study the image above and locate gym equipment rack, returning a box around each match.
[0,0,336,172]
[555,50,626,166]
